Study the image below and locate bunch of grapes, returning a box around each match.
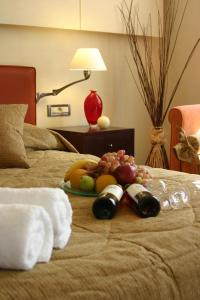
[98,150,135,174]
[135,166,152,186]
[86,150,151,186]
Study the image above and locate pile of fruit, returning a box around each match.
[64,150,151,193]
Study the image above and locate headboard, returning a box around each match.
[0,66,36,124]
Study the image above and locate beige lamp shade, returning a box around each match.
[70,48,107,71]
[36,48,106,102]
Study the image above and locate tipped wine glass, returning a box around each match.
[146,179,190,211]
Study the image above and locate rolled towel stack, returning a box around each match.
[0,204,53,270]
[0,187,72,249]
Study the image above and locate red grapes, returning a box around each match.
[97,150,151,186]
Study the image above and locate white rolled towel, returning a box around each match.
[0,188,72,249]
[0,204,53,270]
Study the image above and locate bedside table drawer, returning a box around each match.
[83,131,134,157]
[49,126,135,158]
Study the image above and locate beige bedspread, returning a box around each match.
[0,127,200,300]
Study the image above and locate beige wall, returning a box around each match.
[0,0,199,165]
[166,0,200,107]
[164,0,200,154]
[0,24,152,164]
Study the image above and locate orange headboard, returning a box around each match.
[0,65,36,124]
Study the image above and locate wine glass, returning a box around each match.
[189,180,200,203]
[146,179,190,211]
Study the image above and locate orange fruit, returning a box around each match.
[69,168,87,189]
[95,174,117,193]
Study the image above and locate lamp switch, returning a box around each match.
[47,104,71,117]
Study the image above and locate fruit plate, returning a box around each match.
[60,180,98,197]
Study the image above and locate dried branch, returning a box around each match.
[120,0,200,127]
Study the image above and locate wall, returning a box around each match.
[164,0,200,153]
[0,24,152,164]
[166,0,200,107]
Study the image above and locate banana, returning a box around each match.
[64,159,98,182]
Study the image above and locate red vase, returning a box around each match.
[84,90,103,126]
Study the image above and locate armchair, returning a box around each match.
[168,104,200,173]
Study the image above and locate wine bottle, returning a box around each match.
[125,184,160,218]
[92,184,123,219]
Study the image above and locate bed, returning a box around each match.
[0,66,200,300]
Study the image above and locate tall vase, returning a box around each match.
[84,90,103,127]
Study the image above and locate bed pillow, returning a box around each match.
[0,104,30,168]
[23,123,66,150]
[23,123,78,153]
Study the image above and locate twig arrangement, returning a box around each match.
[120,0,200,168]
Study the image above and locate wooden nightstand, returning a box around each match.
[49,126,135,157]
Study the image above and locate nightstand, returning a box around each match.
[49,126,135,157]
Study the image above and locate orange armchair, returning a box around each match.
[168,104,200,173]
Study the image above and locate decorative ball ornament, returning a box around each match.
[97,116,110,129]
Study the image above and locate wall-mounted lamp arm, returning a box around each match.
[36,70,91,102]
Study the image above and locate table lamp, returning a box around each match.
[36,48,107,102]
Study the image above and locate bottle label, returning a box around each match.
[100,185,123,202]
[126,184,148,204]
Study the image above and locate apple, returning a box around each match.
[79,175,95,192]
[114,164,137,185]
